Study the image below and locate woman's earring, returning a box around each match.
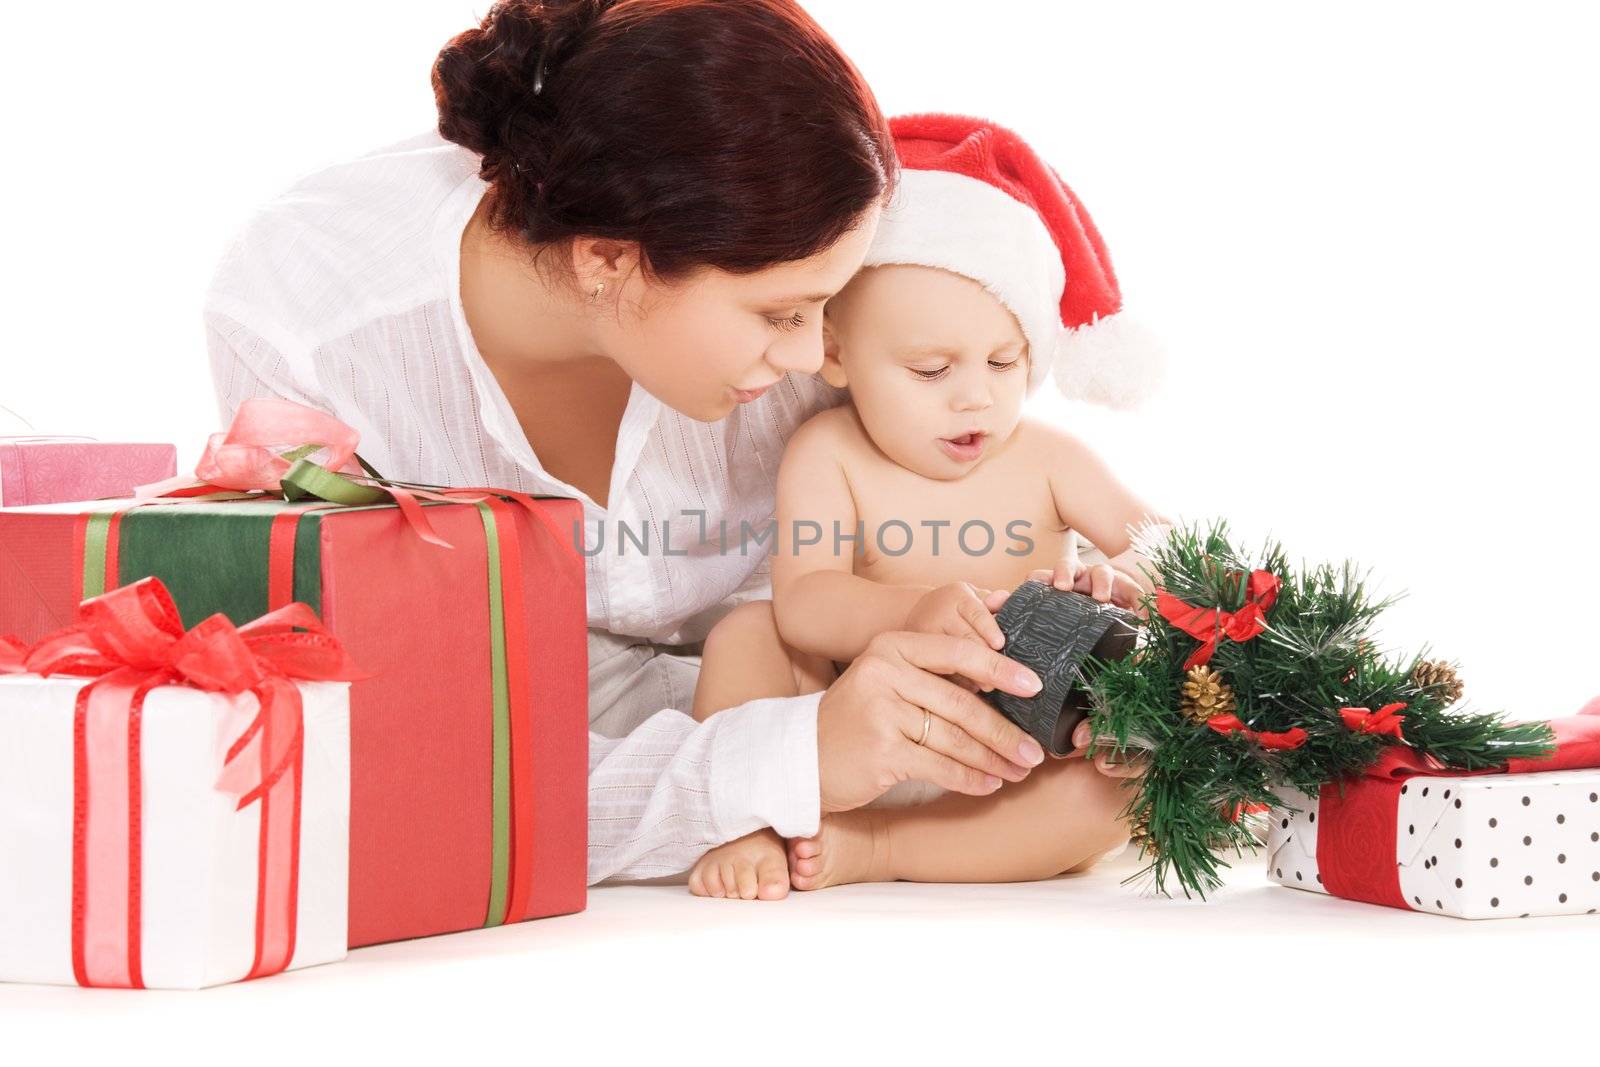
[591,281,606,301]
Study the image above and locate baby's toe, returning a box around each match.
[785,848,812,890]
[755,852,790,900]
[720,862,740,899]
[688,863,708,897]
[734,861,759,900]
[788,836,822,883]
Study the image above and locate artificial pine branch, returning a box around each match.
[1085,520,1556,899]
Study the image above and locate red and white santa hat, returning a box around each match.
[865,114,1164,408]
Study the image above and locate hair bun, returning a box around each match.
[431,0,615,175]
[425,0,895,284]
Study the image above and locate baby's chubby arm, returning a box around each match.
[771,412,986,662]
[1040,424,1171,601]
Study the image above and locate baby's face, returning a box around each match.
[822,265,1030,480]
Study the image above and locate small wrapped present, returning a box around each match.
[0,579,358,988]
[1268,705,1600,919]
[0,437,176,507]
[0,400,589,948]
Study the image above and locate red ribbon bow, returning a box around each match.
[6,577,363,988]
[1339,701,1407,741]
[24,576,365,807]
[1156,569,1281,670]
[1206,713,1308,751]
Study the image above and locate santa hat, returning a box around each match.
[864,114,1164,408]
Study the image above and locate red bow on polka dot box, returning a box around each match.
[1267,699,1600,919]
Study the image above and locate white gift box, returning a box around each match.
[1269,770,1600,919]
[0,674,350,988]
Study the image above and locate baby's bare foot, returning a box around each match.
[787,810,890,891]
[688,828,790,900]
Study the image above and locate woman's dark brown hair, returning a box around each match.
[433,0,896,281]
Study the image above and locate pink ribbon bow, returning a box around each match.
[134,398,576,557]
[139,398,362,498]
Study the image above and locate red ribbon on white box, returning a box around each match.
[1,577,363,987]
[1315,700,1600,910]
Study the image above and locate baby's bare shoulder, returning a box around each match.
[785,404,872,465]
[1009,416,1096,469]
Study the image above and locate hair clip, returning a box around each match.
[531,39,551,96]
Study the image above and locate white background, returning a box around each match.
[2,0,1597,1058]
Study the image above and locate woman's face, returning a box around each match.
[601,207,881,421]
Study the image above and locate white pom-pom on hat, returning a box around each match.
[863,113,1164,408]
[1052,314,1167,410]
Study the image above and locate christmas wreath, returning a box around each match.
[1084,521,1555,898]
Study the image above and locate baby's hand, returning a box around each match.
[1070,719,1147,779]
[1030,538,1144,611]
[904,581,1009,652]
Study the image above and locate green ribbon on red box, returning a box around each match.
[77,398,578,931]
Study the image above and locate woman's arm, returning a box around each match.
[587,695,823,883]
[770,416,930,661]
[592,629,1055,881]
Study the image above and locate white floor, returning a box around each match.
[3,848,1594,1063]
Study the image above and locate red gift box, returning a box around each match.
[0,495,588,947]
[0,438,177,507]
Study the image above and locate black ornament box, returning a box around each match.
[983,580,1139,756]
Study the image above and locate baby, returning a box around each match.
[688,115,1170,900]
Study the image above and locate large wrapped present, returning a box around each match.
[1268,703,1600,918]
[0,579,357,988]
[0,400,589,947]
[0,437,176,507]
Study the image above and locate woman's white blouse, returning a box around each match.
[203,130,842,882]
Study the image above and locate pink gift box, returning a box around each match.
[0,439,178,507]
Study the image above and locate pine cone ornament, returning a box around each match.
[1411,659,1465,704]
[1130,807,1158,857]
[1180,665,1236,724]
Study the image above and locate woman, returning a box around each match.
[205,0,1104,896]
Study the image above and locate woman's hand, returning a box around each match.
[1028,536,1144,611]
[1068,718,1147,779]
[815,631,1048,813]
[903,581,1011,650]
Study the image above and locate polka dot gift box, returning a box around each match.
[1267,703,1600,919]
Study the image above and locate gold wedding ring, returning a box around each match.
[915,708,932,746]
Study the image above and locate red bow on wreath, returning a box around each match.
[1205,713,1308,751]
[1339,701,1407,741]
[1155,569,1281,670]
